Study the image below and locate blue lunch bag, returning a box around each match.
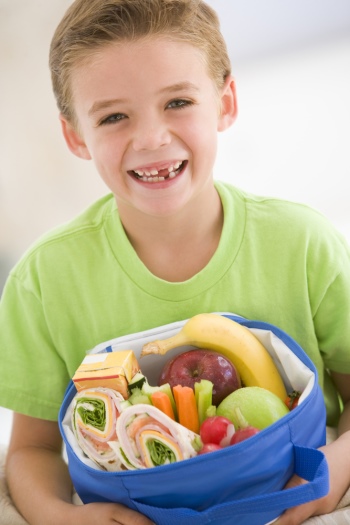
[59,313,329,525]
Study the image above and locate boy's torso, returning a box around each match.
[1,182,350,423]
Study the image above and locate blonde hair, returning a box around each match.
[49,0,231,123]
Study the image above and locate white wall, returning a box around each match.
[216,36,350,241]
[210,0,350,241]
[1,1,349,282]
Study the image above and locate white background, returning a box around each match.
[1,1,350,444]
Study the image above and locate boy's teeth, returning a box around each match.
[143,176,165,182]
[134,161,182,177]
[133,161,184,182]
[142,176,162,182]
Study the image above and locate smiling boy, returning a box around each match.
[1,1,350,524]
[61,36,234,282]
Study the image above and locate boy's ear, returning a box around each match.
[217,75,238,132]
[59,114,92,160]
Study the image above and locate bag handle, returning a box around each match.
[207,445,328,518]
[133,446,328,525]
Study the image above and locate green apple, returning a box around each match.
[216,386,289,430]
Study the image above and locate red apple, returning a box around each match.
[158,349,241,405]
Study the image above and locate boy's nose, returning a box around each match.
[132,117,171,151]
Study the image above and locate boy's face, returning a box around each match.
[61,37,236,218]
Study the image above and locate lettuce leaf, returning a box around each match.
[76,398,106,431]
[147,439,176,466]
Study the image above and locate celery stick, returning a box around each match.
[141,381,159,399]
[206,405,216,418]
[194,380,213,425]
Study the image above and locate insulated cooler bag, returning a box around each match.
[59,313,329,525]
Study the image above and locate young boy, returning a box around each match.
[1,1,350,524]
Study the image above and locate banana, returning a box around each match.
[141,313,287,401]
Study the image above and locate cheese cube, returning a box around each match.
[72,350,139,399]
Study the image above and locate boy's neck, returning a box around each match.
[117,185,223,282]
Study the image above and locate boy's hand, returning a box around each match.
[6,414,154,525]
[276,373,350,524]
[274,431,350,525]
[69,502,155,525]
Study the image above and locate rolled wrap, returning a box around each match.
[72,387,125,471]
[108,403,199,470]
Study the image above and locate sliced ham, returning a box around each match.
[72,387,124,471]
[109,403,199,470]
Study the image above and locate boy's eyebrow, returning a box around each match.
[159,81,200,94]
[88,98,126,117]
[88,82,199,117]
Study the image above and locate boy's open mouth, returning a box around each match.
[128,160,186,183]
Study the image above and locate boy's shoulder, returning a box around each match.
[220,181,339,232]
[219,181,349,254]
[43,192,116,238]
[225,182,323,216]
[13,193,116,274]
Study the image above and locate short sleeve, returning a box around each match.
[0,272,70,420]
[313,244,350,373]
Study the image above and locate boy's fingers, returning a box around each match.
[274,501,317,525]
[273,475,315,525]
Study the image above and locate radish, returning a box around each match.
[229,407,260,445]
[230,426,259,445]
[200,416,235,447]
[198,443,223,455]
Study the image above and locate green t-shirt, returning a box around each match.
[1,182,350,425]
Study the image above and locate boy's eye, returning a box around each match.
[99,113,127,125]
[166,99,193,110]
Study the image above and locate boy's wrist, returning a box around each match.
[33,500,78,525]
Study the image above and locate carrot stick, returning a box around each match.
[151,391,176,421]
[172,385,200,434]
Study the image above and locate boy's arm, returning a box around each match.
[332,371,350,435]
[275,371,350,525]
[6,413,154,525]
